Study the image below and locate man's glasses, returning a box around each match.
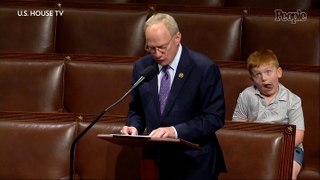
[145,35,175,54]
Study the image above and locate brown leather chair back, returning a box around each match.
[0,120,76,179]
[153,11,242,61]
[281,70,320,170]
[75,120,143,179]
[220,67,252,120]
[217,121,295,179]
[56,8,149,56]
[0,59,64,112]
[224,0,318,9]
[242,14,319,65]
[0,7,56,53]
[64,61,133,114]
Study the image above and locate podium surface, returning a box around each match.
[97,134,200,150]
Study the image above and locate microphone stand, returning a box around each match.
[69,76,146,180]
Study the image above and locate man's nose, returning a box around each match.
[153,49,162,57]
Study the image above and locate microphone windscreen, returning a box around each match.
[140,65,158,81]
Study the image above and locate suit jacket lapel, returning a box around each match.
[162,47,194,116]
[148,64,161,116]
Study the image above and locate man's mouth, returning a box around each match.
[156,59,165,64]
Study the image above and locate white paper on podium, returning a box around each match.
[97,134,200,150]
[109,134,151,139]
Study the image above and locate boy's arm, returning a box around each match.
[232,92,249,121]
[295,129,304,147]
[288,97,304,147]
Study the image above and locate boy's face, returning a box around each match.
[250,64,282,97]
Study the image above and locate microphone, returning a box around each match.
[70,65,157,180]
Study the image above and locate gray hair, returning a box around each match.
[144,13,180,36]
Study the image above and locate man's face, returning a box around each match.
[250,64,282,97]
[145,22,181,66]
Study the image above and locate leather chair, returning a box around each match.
[0,7,56,53]
[75,119,144,179]
[139,0,224,6]
[217,121,296,179]
[241,13,319,65]
[55,8,149,56]
[0,119,76,179]
[281,70,320,179]
[64,61,133,115]
[153,10,242,61]
[224,0,318,9]
[220,67,252,120]
[0,59,64,112]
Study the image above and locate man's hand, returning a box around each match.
[149,127,177,138]
[120,126,138,135]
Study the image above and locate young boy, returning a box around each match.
[232,49,305,179]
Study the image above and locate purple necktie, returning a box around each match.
[159,66,171,115]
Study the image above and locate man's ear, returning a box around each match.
[175,32,182,43]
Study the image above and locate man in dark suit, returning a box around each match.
[121,13,226,180]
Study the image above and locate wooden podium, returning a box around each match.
[97,134,200,180]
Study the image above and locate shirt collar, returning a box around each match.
[254,83,287,101]
[158,43,182,71]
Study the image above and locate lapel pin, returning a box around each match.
[178,73,184,78]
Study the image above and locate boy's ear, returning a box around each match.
[249,72,254,81]
[277,67,283,78]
